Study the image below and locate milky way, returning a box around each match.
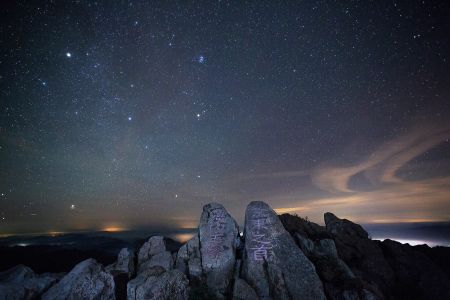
[1,1,449,234]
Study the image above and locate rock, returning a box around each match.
[232,278,258,300]
[42,258,115,300]
[139,251,173,272]
[0,265,60,300]
[175,234,202,281]
[199,202,239,298]
[280,213,332,240]
[137,236,173,273]
[380,239,450,300]
[127,267,189,300]
[324,212,368,239]
[106,247,135,278]
[242,201,326,300]
[324,212,393,297]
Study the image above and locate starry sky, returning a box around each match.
[1,1,450,235]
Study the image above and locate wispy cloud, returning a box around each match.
[311,125,450,193]
[242,124,450,224]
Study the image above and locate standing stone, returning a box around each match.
[42,258,115,300]
[199,202,239,299]
[137,236,173,273]
[242,201,326,300]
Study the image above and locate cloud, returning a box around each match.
[311,125,450,193]
[242,124,450,224]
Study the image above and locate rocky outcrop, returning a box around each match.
[3,202,450,300]
[280,213,378,300]
[127,266,189,300]
[380,239,450,299]
[137,236,173,273]
[324,212,394,297]
[42,258,115,300]
[242,201,326,299]
[0,265,61,300]
[199,202,240,299]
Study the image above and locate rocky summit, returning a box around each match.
[1,202,450,300]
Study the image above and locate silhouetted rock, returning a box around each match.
[42,258,115,300]
[137,236,173,273]
[324,212,393,297]
[0,265,60,300]
[199,202,239,299]
[280,213,379,299]
[127,266,189,300]
[242,201,326,299]
[380,239,450,300]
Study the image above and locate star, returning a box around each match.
[197,55,205,64]
[70,204,76,210]
[66,52,72,58]
[128,116,132,121]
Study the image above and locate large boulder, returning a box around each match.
[0,265,60,300]
[137,236,173,273]
[324,213,393,297]
[42,258,115,300]
[242,201,326,299]
[199,202,239,298]
[175,234,202,281]
[127,266,189,300]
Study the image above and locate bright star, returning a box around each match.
[128,116,132,121]
[198,55,205,64]
[70,204,76,210]
[66,52,72,58]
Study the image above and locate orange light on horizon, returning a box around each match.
[102,227,126,232]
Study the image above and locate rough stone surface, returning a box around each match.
[42,258,115,300]
[137,236,173,273]
[175,234,202,280]
[232,278,258,300]
[127,267,189,300]
[0,265,60,300]
[242,201,326,300]
[199,202,239,298]
[106,247,135,278]
[139,251,173,272]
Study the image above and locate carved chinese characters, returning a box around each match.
[248,207,274,262]
[242,201,326,299]
[199,203,239,299]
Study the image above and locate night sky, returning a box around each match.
[1,1,450,235]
